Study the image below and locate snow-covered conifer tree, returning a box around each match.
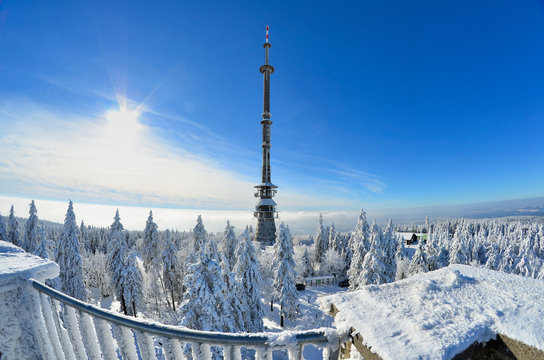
[327,223,336,252]
[321,249,345,277]
[35,225,51,260]
[395,239,409,280]
[181,233,232,333]
[193,215,207,252]
[122,251,143,316]
[219,221,237,272]
[347,210,371,290]
[313,214,327,265]
[0,213,7,241]
[449,226,470,265]
[348,210,371,260]
[142,211,162,273]
[219,252,244,332]
[23,200,40,253]
[425,228,440,271]
[485,243,501,270]
[498,243,517,273]
[300,246,314,278]
[107,210,130,315]
[381,219,397,281]
[272,223,299,324]
[79,220,90,254]
[408,238,430,275]
[162,229,183,311]
[6,206,20,246]
[359,224,388,286]
[55,201,87,300]
[233,228,264,332]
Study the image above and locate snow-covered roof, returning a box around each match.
[256,198,277,207]
[319,265,544,360]
[0,241,59,288]
[254,182,278,188]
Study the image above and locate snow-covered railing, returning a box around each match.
[0,242,339,359]
[28,279,339,359]
[305,276,336,286]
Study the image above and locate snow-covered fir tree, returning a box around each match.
[381,219,398,281]
[358,221,388,286]
[6,205,20,246]
[498,243,517,273]
[449,225,470,265]
[219,248,244,332]
[425,228,440,271]
[321,248,345,277]
[272,223,299,324]
[408,237,430,275]
[219,221,237,272]
[233,228,264,332]
[162,229,183,311]
[348,210,371,290]
[35,225,51,260]
[485,243,501,270]
[0,212,7,241]
[79,220,90,254]
[300,246,314,278]
[23,200,40,253]
[313,213,327,265]
[55,201,87,301]
[122,251,143,316]
[142,211,162,274]
[107,209,130,315]
[395,239,409,280]
[193,214,207,253]
[181,229,233,333]
[327,223,336,252]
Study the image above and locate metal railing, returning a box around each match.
[28,278,339,359]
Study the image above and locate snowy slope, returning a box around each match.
[320,265,544,360]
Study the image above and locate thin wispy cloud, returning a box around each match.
[0,99,255,209]
[0,98,373,212]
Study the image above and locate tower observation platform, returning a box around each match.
[254,26,278,246]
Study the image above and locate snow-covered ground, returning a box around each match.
[261,283,346,359]
[320,264,544,360]
[263,284,346,332]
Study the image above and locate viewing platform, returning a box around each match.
[3,240,543,359]
[0,241,339,359]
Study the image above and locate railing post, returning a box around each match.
[93,317,117,359]
[38,293,68,360]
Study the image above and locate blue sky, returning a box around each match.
[1,0,543,228]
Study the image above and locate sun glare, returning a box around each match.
[104,106,144,140]
[106,107,140,127]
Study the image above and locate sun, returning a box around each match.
[106,107,140,127]
[103,105,144,144]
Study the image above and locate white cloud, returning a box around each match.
[0,99,370,212]
[0,100,256,209]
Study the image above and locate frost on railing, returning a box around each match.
[0,241,340,359]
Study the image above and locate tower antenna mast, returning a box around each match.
[254,25,278,246]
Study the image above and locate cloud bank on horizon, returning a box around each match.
[1,195,543,235]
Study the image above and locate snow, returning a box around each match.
[320,264,544,360]
[0,240,59,288]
